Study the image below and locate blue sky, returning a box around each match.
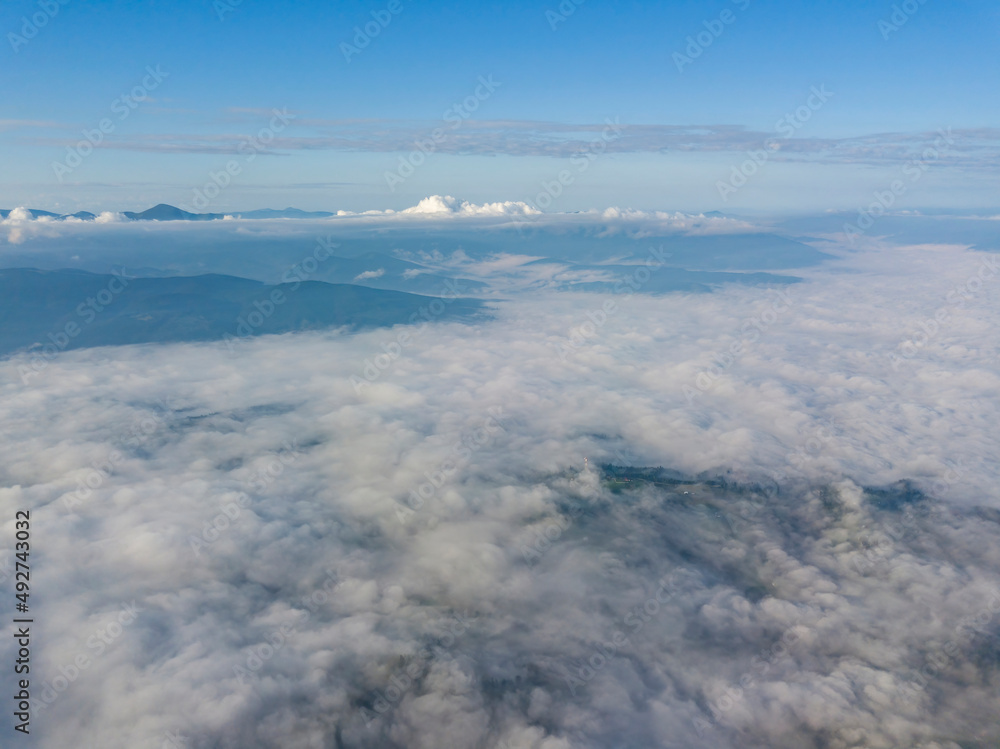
[2,0,998,213]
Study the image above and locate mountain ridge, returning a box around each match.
[0,268,486,358]
[0,204,336,221]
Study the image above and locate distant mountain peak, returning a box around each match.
[1,204,336,222]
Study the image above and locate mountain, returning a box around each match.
[0,208,63,219]
[2,205,334,221]
[2,205,220,221]
[307,251,488,295]
[122,204,226,221]
[232,208,335,219]
[0,268,486,357]
[120,204,337,221]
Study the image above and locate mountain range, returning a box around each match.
[0,268,485,358]
[0,204,335,221]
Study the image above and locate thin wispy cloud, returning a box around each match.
[0,119,61,133]
[17,121,1000,169]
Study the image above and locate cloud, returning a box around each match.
[1,206,62,244]
[0,201,773,291]
[328,195,542,219]
[17,121,1000,169]
[2,207,34,223]
[353,268,385,281]
[0,227,999,747]
[0,119,60,133]
[329,201,762,236]
[93,211,126,224]
[399,195,541,217]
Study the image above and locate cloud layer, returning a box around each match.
[0,231,998,748]
[21,120,1000,170]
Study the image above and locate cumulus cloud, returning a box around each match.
[328,200,751,234]
[353,268,385,281]
[0,206,62,244]
[399,195,541,217]
[332,195,542,218]
[0,226,999,748]
[2,207,35,223]
[594,207,761,235]
[95,211,127,224]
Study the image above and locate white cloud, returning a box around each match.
[333,195,543,218]
[2,207,34,223]
[399,195,541,217]
[1,206,60,244]
[0,227,999,747]
[353,268,386,281]
[94,211,127,224]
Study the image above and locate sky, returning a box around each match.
[2,0,999,213]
